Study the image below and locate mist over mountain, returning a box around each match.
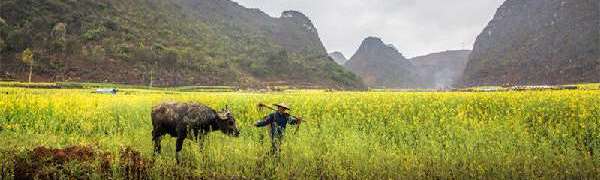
[328,52,348,65]
[410,50,471,89]
[345,37,473,89]
[463,0,600,86]
[0,0,363,89]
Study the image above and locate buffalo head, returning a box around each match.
[216,105,240,137]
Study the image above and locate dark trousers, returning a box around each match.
[270,135,283,156]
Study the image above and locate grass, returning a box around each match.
[0,86,599,178]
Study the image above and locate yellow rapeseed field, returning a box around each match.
[0,87,598,178]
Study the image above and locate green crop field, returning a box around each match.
[0,87,599,179]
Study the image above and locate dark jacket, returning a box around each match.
[255,111,299,139]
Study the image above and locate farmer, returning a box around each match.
[255,103,302,155]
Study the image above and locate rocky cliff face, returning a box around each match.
[410,50,471,89]
[345,37,419,88]
[275,11,327,55]
[328,52,348,65]
[463,0,600,86]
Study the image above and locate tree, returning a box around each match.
[149,61,157,87]
[52,23,67,42]
[0,38,5,51]
[52,23,67,81]
[0,37,5,70]
[90,45,105,69]
[51,23,67,54]
[21,48,34,83]
[0,17,6,71]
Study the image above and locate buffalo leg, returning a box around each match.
[152,129,164,155]
[175,128,187,164]
[175,137,186,164]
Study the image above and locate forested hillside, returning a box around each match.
[0,0,364,89]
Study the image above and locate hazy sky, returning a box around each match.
[233,0,505,58]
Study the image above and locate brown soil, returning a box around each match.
[12,145,152,179]
[120,147,153,179]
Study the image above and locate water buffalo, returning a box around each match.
[151,102,240,163]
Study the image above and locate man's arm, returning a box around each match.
[255,113,274,127]
[288,115,301,125]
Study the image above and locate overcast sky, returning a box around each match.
[233,0,505,58]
